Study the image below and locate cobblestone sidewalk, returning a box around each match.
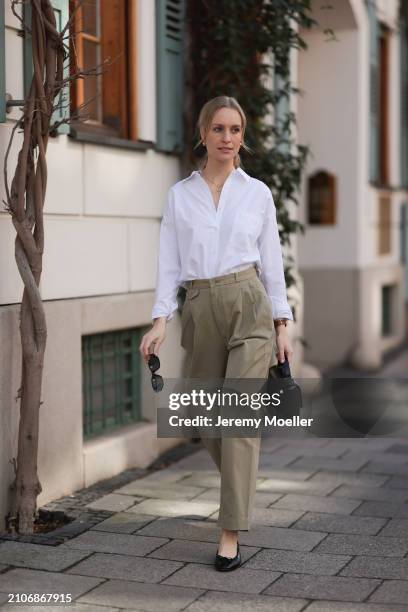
[1,436,408,611]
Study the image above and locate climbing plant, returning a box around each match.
[184,0,334,321]
[3,0,106,534]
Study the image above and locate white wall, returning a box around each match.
[297,18,362,267]
[377,0,401,26]
[297,0,407,370]
[297,0,404,270]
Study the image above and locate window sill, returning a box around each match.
[69,127,155,152]
[369,181,401,192]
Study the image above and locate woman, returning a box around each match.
[140,95,294,571]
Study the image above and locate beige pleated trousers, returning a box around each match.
[181,264,276,530]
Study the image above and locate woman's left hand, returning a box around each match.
[275,326,294,363]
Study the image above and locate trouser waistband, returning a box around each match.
[185,264,257,289]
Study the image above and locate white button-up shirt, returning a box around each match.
[151,166,294,323]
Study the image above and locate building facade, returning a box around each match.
[4,0,396,530]
[0,0,190,530]
[297,0,408,371]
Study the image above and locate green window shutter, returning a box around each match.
[23,0,69,134]
[401,15,408,188]
[367,0,380,183]
[0,0,5,123]
[156,0,185,153]
[274,70,290,154]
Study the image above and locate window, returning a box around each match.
[368,0,380,183]
[378,193,391,255]
[307,170,337,225]
[367,0,390,186]
[69,0,137,139]
[381,284,394,336]
[379,24,390,186]
[82,328,143,439]
[274,71,291,154]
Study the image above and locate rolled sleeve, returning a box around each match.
[257,188,294,321]
[151,188,181,323]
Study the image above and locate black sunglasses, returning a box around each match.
[147,353,164,392]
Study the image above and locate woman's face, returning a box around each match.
[201,107,243,166]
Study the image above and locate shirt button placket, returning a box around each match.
[210,178,231,276]
[216,182,231,275]
[209,225,218,276]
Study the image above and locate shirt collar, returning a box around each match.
[182,166,250,183]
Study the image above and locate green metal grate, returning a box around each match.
[82,328,143,439]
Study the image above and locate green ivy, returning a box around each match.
[184,0,331,322]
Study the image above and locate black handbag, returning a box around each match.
[177,285,187,313]
[262,357,302,419]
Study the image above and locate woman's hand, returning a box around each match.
[139,318,166,362]
[275,326,294,363]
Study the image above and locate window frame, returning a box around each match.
[69,0,138,141]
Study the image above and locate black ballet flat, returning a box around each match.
[214,542,241,571]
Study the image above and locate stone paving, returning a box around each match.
[2,436,408,610]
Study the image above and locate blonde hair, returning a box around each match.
[193,96,252,170]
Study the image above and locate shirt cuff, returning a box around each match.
[151,303,178,323]
[269,296,294,321]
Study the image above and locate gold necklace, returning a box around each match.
[199,170,224,194]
